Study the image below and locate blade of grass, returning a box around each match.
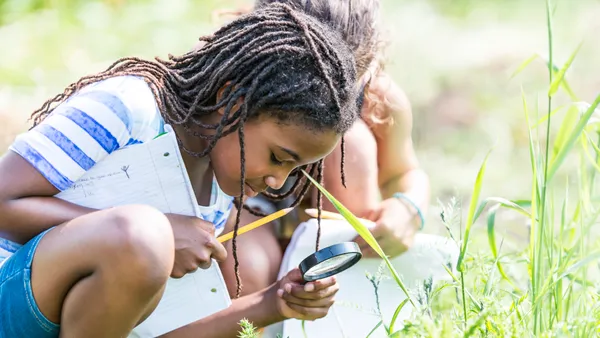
[456,147,494,272]
[365,320,383,338]
[510,53,579,101]
[473,196,533,224]
[532,104,568,129]
[442,264,483,311]
[301,170,416,307]
[485,205,520,290]
[548,94,600,182]
[509,53,539,80]
[388,298,410,334]
[548,41,583,97]
[552,103,586,160]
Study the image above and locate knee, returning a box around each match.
[100,205,175,292]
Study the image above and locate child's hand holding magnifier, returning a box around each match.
[273,268,339,321]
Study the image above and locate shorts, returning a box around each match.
[0,228,60,338]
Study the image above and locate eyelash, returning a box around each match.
[270,153,284,166]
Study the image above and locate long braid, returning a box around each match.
[340,136,347,188]
[233,123,246,298]
[29,3,359,298]
[315,159,324,251]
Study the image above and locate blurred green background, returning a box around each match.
[1,0,599,243]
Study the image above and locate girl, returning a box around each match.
[218,0,431,299]
[0,4,362,338]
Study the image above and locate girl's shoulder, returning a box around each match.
[8,75,165,191]
[76,75,164,138]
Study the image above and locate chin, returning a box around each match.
[214,176,241,197]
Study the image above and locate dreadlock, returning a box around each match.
[29,3,361,298]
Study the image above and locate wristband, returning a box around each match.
[392,192,425,230]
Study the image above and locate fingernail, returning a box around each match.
[277,289,284,297]
[304,283,315,292]
[285,284,292,293]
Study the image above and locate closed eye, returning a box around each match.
[270,152,284,166]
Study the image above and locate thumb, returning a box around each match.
[285,268,304,283]
[364,207,382,223]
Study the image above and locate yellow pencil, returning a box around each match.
[304,208,345,220]
[217,207,294,242]
[304,208,374,225]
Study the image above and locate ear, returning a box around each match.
[216,81,245,117]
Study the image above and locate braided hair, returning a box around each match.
[253,0,381,251]
[28,3,361,298]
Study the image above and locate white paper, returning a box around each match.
[56,125,231,338]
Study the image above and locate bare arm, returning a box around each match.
[369,72,430,227]
[0,151,94,244]
[161,285,283,338]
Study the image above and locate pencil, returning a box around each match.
[217,207,294,242]
[304,208,345,220]
[304,208,374,225]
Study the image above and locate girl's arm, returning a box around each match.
[0,76,163,244]
[162,269,338,338]
[369,72,430,223]
[0,151,95,244]
[162,284,283,338]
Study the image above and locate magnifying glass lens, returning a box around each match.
[299,242,362,281]
[304,253,360,278]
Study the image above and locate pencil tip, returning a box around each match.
[283,207,294,214]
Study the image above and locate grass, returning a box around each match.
[1,0,599,337]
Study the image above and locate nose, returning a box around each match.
[264,172,289,191]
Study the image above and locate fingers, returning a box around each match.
[277,279,339,321]
[206,236,228,263]
[283,277,339,301]
[354,229,386,256]
[285,303,330,321]
[363,206,382,222]
[171,262,199,279]
[284,268,305,283]
[195,218,216,236]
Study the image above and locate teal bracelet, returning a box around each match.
[393,192,425,230]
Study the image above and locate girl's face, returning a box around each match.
[210,115,340,198]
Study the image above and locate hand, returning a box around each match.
[353,197,419,258]
[165,213,228,278]
[273,268,339,321]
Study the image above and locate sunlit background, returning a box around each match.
[1,0,599,248]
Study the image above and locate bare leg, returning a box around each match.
[30,204,175,338]
[219,209,282,298]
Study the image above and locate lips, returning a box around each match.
[244,182,259,197]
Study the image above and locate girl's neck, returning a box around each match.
[174,124,215,207]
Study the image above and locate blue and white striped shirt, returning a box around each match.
[0,75,233,264]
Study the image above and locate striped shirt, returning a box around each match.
[0,75,233,264]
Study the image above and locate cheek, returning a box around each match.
[210,135,241,180]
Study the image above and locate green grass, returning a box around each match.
[1,0,600,337]
[360,0,600,336]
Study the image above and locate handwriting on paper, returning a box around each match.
[67,170,126,197]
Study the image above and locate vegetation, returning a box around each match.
[1,0,599,337]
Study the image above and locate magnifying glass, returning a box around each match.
[217,208,363,281]
[299,242,362,282]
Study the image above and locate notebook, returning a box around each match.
[55,125,232,338]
